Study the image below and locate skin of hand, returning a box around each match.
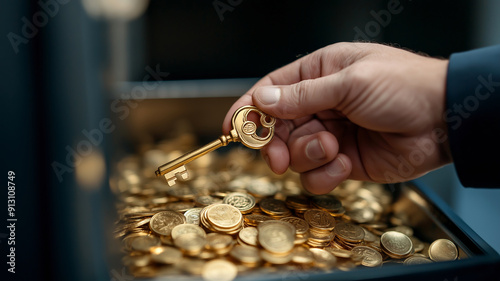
[222,42,451,194]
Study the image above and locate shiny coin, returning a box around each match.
[223,192,256,214]
[258,220,295,254]
[259,198,291,216]
[292,246,314,264]
[351,246,383,267]
[130,235,160,252]
[380,231,413,257]
[280,217,309,235]
[174,233,207,255]
[202,259,238,281]
[229,245,262,265]
[311,194,342,212]
[260,249,293,264]
[149,246,182,264]
[309,248,337,269]
[334,222,365,243]
[184,208,203,225]
[304,209,336,231]
[207,204,242,229]
[324,247,352,258]
[149,211,186,236]
[428,239,458,262]
[206,232,234,250]
[171,224,206,240]
[238,227,259,246]
[404,256,434,265]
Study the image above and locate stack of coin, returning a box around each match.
[280,216,310,244]
[333,222,365,249]
[200,203,244,235]
[311,195,345,217]
[243,214,274,227]
[259,197,292,218]
[303,209,336,247]
[285,195,310,216]
[380,231,414,259]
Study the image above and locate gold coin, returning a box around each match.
[257,220,295,254]
[202,259,238,281]
[174,233,207,255]
[130,235,160,252]
[351,246,383,267]
[304,209,336,231]
[280,217,309,235]
[229,245,262,264]
[311,194,342,212]
[404,256,433,265]
[149,211,186,236]
[171,224,206,240]
[324,247,352,258]
[291,246,314,264]
[207,204,242,229]
[309,248,337,269]
[380,231,413,257]
[244,214,274,226]
[428,239,458,262]
[223,192,256,214]
[149,245,182,264]
[259,198,291,216]
[122,255,151,267]
[260,249,294,264]
[334,222,365,243]
[238,227,259,247]
[184,208,203,225]
[205,233,233,250]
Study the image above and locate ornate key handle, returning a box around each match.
[231,105,276,149]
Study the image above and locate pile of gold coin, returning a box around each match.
[112,143,462,280]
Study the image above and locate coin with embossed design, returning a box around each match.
[380,231,413,257]
[351,246,382,267]
[223,192,256,214]
[149,211,186,236]
[280,216,309,235]
[334,222,365,242]
[304,209,336,231]
[258,220,295,254]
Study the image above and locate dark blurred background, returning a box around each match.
[2,1,500,280]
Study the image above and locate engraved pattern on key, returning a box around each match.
[155,106,275,186]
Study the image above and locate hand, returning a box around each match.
[223,42,451,194]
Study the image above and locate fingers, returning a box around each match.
[223,42,365,134]
[287,120,339,173]
[251,72,356,120]
[300,154,352,194]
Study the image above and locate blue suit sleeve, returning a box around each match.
[446,45,500,187]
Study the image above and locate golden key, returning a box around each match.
[155,105,276,186]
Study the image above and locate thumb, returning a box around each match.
[252,73,352,119]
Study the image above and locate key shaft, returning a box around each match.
[155,134,235,177]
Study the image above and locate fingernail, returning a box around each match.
[256,86,281,105]
[326,157,347,177]
[306,138,326,161]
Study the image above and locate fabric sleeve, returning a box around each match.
[446,45,500,187]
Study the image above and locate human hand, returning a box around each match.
[223,42,451,194]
